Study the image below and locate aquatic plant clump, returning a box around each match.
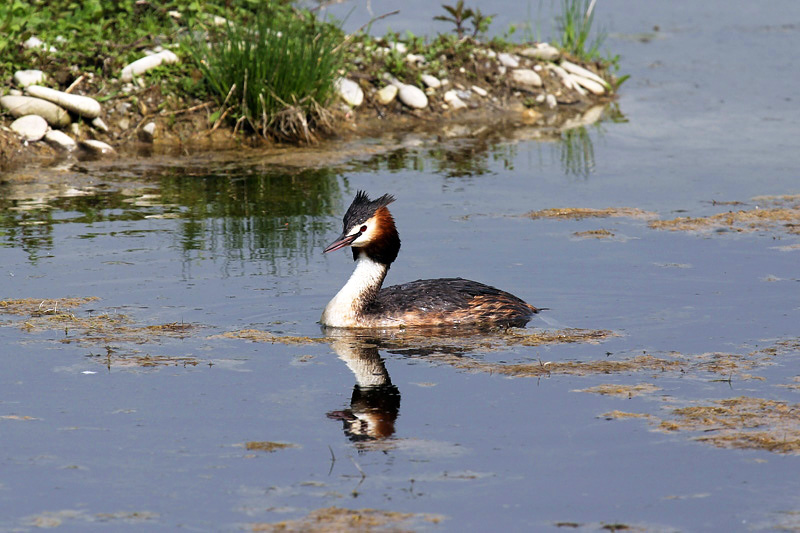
[557,0,605,60]
[185,8,346,142]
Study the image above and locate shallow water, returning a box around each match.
[2,2,800,532]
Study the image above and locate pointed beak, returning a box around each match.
[323,231,361,253]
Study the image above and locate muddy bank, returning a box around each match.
[1,38,618,171]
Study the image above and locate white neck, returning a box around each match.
[321,253,388,327]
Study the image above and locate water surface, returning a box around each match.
[2,2,799,531]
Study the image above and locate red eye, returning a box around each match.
[360,225,367,233]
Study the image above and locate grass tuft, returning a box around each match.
[557,0,605,60]
[184,7,346,142]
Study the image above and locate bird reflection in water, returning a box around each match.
[326,335,401,442]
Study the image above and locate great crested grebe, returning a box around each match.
[321,191,539,328]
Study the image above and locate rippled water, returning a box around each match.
[2,2,799,531]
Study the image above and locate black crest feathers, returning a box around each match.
[342,191,396,231]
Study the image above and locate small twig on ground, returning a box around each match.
[207,107,232,136]
[65,75,84,93]
[160,102,211,117]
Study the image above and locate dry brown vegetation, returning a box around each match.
[660,396,800,454]
[523,207,657,220]
[244,441,299,453]
[573,229,614,239]
[0,297,200,368]
[649,194,800,234]
[250,506,443,532]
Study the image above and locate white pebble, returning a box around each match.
[79,139,116,157]
[519,43,561,61]
[376,85,398,105]
[13,70,45,88]
[390,42,408,54]
[546,64,575,89]
[23,36,56,52]
[335,78,364,107]
[560,60,609,88]
[91,117,109,132]
[0,95,70,127]
[11,115,48,141]
[25,85,102,119]
[471,85,487,97]
[498,53,520,68]
[398,84,428,109]
[443,90,467,110]
[44,129,77,151]
[420,74,441,89]
[139,122,157,142]
[570,74,605,95]
[120,50,180,83]
[510,68,542,87]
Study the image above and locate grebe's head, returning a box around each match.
[324,191,400,264]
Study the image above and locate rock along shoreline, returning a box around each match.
[0,36,619,170]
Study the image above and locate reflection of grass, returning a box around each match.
[352,140,519,179]
[559,126,595,177]
[156,167,342,271]
[0,166,342,272]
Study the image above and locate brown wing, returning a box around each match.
[372,278,538,327]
